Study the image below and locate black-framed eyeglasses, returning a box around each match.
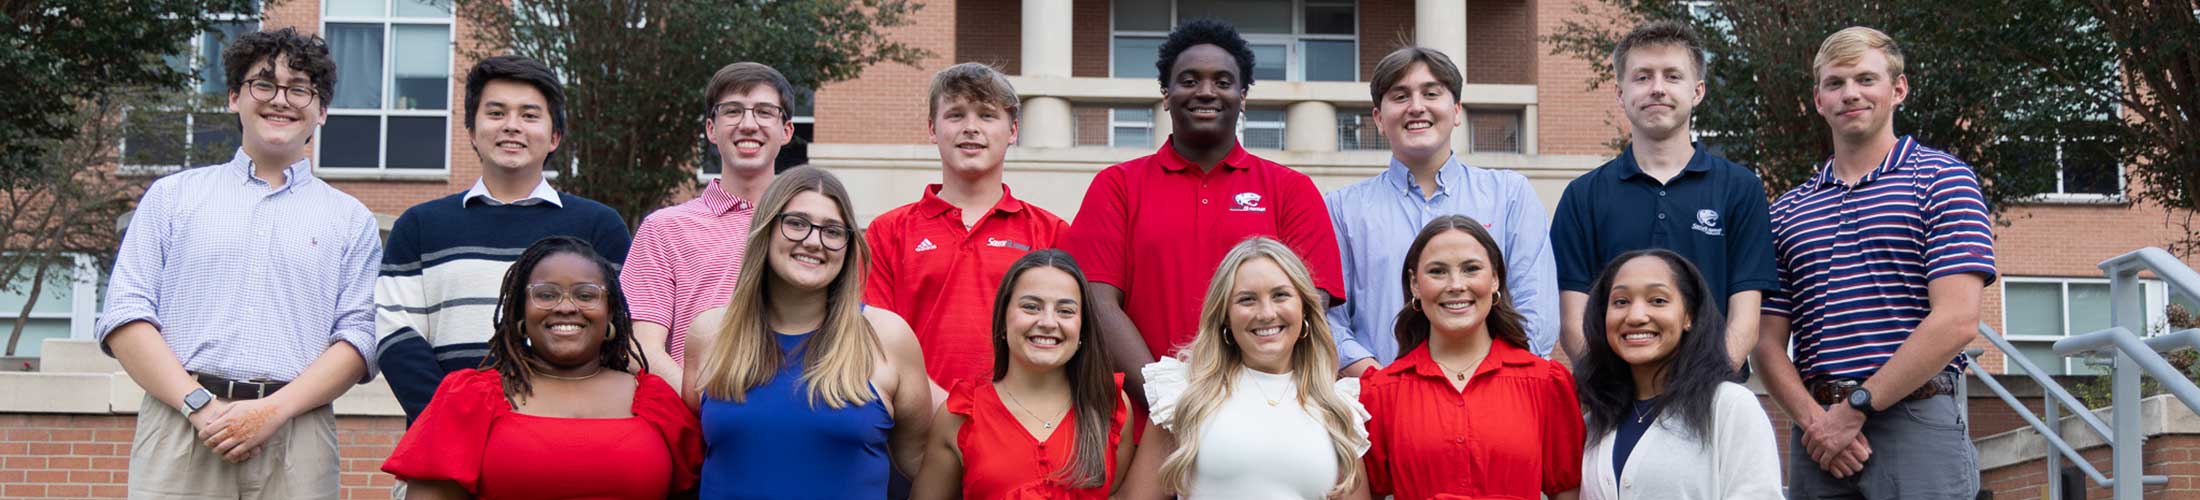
[525,283,608,311]
[243,79,321,108]
[777,214,850,251]
[712,103,787,126]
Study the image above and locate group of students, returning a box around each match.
[96,13,1993,500]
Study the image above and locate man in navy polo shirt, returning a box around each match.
[1551,20,1775,366]
[1758,27,1993,499]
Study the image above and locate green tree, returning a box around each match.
[2086,0,2200,256]
[1548,1,2127,218]
[447,0,932,227]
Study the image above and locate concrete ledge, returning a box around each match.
[1975,394,2200,470]
[38,338,120,374]
[16,339,406,417]
[1005,76,1538,107]
[0,373,119,413]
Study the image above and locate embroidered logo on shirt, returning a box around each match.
[986,237,1032,251]
[914,238,937,252]
[1230,192,1266,212]
[1692,209,1724,236]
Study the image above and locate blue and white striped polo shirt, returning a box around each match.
[1764,136,1997,383]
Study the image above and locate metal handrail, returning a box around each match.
[1975,323,2115,438]
[2054,326,2200,416]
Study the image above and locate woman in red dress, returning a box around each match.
[1359,215,1585,500]
[382,236,702,499]
[910,249,1134,499]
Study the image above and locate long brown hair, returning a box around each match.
[693,166,879,408]
[1393,215,1530,354]
[989,249,1116,488]
[482,236,643,402]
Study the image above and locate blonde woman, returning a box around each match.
[1119,237,1372,499]
[680,166,936,498]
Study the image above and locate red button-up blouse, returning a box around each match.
[1359,340,1584,500]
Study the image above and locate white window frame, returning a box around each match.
[119,14,260,173]
[1108,0,1359,82]
[2000,276,2177,375]
[318,1,455,174]
[1107,107,1156,149]
[0,254,101,355]
[2031,137,2127,203]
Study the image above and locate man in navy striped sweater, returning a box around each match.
[375,55,632,425]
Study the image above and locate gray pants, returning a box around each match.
[1788,395,1980,499]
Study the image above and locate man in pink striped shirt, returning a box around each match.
[623,62,797,389]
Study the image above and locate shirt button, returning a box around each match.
[1658,190,1667,196]
[1201,199,1209,205]
[1657,213,1667,220]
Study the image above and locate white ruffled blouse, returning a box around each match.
[1143,357,1372,499]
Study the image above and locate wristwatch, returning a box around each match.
[181,387,213,415]
[1845,387,1876,415]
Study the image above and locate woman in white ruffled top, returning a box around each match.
[1118,237,1372,500]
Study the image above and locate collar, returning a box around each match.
[230,148,315,191]
[463,177,563,207]
[1384,337,1541,380]
[1155,137,1256,173]
[915,184,1026,220]
[1803,135,1918,191]
[1615,142,1715,182]
[698,178,753,215]
[1382,154,1464,197]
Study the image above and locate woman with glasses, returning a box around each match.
[683,166,936,499]
[382,236,702,499]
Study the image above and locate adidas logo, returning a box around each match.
[914,238,937,252]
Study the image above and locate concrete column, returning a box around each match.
[1417,0,1470,153]
[1151,101,1172,146]
[1018,0,1075,148]
[1522,104,1539,155]
[1022,97,1074,148]
[1285,101,1338,152]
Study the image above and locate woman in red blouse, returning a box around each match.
[382,237,702,499]
[1359,215,1585,500]
[910,249,1134,499]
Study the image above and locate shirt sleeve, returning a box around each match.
[1727,173,1780,293]
[1922,164,1998,284]
[861,211,900,313]
[621,217,679,330]
[333,208,383,383]
[1504,178,1562,358]
[1324,191,1375,367]
[1549,178,1599,293]
[381,369,502,493]
[376,213,442,423]
[1278,173,1347,305]
[95,178,176,353]
[1539,365,1586,496]
[1061,167,1131,288]
[1357,376,1393,497]
[1761,193,1797,319]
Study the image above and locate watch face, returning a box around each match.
[185,389,211,410]
[1848,389,1870,408]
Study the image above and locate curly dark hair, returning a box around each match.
[1153,18,1257,90]
[1574,249,1733,443]
[483,236,644,402]
[220,27,336,110]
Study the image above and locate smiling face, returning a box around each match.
[1603,256,1691,374]
[522,253,610,369]
[1410,230,1503,339]
[929,95,1018,180]
[705,84,795,174]
[470,79,562,173]
[1003,266,1083,372]
[1813,48,1908,144]
[766,191,851,291]
[1224,257,1303,374]
[1617,43,1705,142]
[1163,43,1246,146]
[1374,62,1464,161]
[228,55,326,156]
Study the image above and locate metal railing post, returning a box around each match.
[2108,262,2146,500]
[2045,395,2062,500]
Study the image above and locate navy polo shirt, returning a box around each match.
[1551,143,1778,314]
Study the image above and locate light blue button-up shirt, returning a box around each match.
[1324,155,1559,365]
[96,149,383,383]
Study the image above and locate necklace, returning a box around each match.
[1431,356,1478,382]
[1248,373,1292,406]
[536,365,605,381]
[1631,401,1657,423]
[999,386,1066,430]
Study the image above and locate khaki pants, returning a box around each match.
[127,394,340,500]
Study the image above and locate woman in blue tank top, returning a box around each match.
[681,166,937,498]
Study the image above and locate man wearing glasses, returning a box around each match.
[375,55,632,429]
[621,62,798,389]
[100,27,380,499]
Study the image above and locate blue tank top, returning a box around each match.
[701,332,893,499]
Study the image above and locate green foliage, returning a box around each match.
[2086,0,2200,256]
[446,0,933,227]
[1547,1,2128,219]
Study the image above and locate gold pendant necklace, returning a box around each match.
[1249,374,1291,406]
[1000,386,1063,430]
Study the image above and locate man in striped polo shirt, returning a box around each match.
[1755,27,1994,499]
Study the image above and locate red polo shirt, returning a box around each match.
[1060,139,1346,359]
[864,184,1069,386]
[1359,340,1585,500]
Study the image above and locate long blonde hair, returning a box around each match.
[1158,237,1366,495]
[694,166,880,409]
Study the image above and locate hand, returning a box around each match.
[185,398,231,438]
[1341,359,1381,378]
[1804,404,1867,473]
[200,398,294,463]
[1822,434,1872,478]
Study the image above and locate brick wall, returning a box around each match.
[1533,0,1622,155]
[1073,0,1110,78]
[1981,434,2200,499]
[1358,0,1414,81]
[956,0,1022,73]
[1466,0,1535,85]
[0,414,405,500]
[815,1,959,145]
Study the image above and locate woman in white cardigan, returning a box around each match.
[1572,249,1782,499]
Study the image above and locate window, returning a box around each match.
[2002,277,2192,375]
[0,256,100,359]
[701,86,815,177]
[122,12,259,169]
[1241,108,1286,149]
[1467,109,1523,153]
[1111,0,1357,82]
[1109,107,1156,150]
[2046,136,2123,198]
[321,0,452,171]
[1337,110,1388,150]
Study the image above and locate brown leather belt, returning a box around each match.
[1809,372,1957,406]
[194,373,289,400]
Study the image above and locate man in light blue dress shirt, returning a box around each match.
[1326,47,1559,374]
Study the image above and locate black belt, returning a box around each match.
[194,373,289,400]
[1810,372,1957,407]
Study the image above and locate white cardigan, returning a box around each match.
[1581,382,1784,500]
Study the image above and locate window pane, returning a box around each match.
[326,23,384,109]
[1114,0,1172,32]
[386,116,446,169]
[776,122,814,173]
[391,25,451,110]
[0,263,74,315]
[124,111,188,167]
[1338,111,1389,150]
[2012,340,2068,376]
[1468,109,1522,153]
[189,112,241,166]
[322,115,381,167]
[1305,3,1355,35]
[2005,282,2065,336]
[2060,142,2120,195]
[5,319,73,358]
[325,0,385,17]
[1180,0,1292,34]
[394,0,450,17]
[1113,107,1154,124]
[1242,108,1285,149]
[1113,127,1153,149]
[2068,283,2112,336]
[1303,39,1355,81]
[1114,37,1164,79]
[198,22,258,96]
[1250,44,1285,82]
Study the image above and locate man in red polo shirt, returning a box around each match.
[865,62,1070,387]
[1061,19,1347,408]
